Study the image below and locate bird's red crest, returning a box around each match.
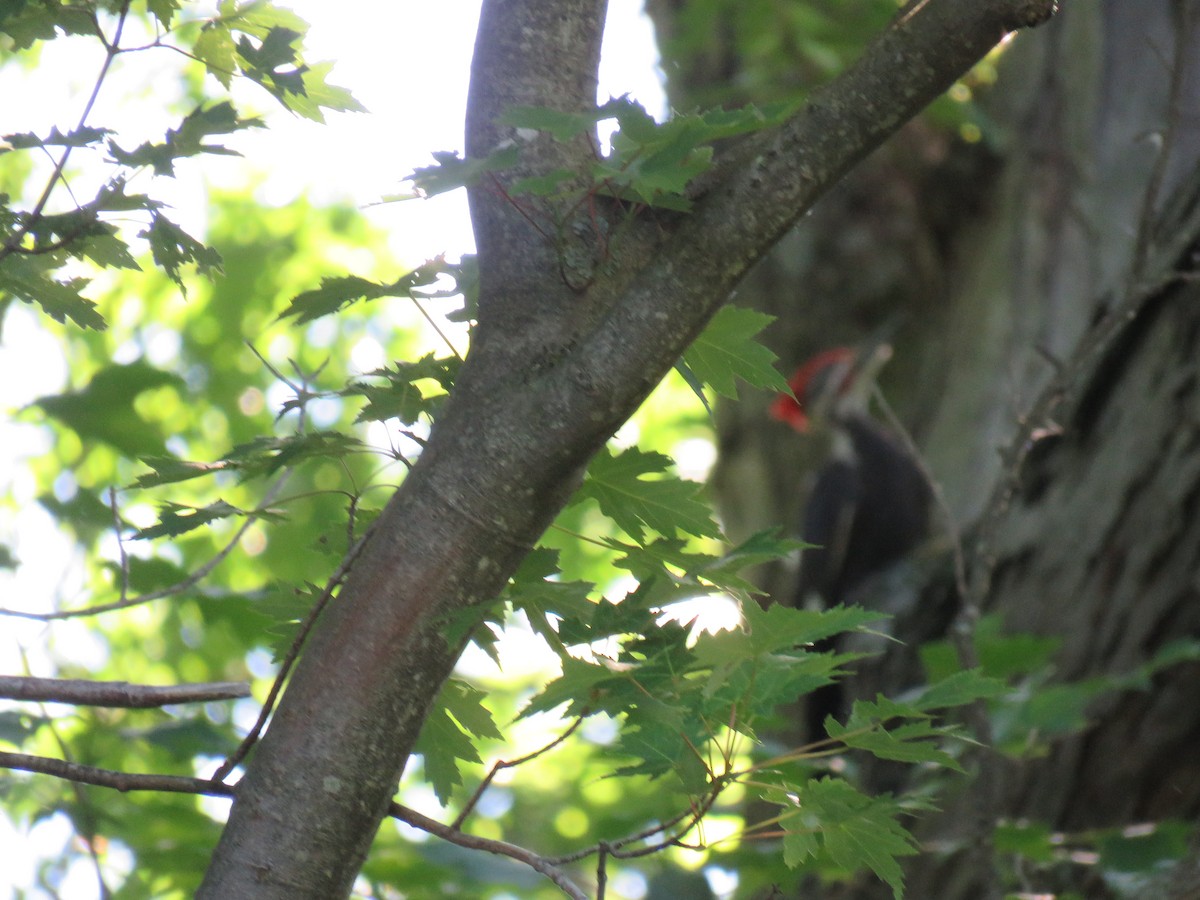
[770,346,855,432]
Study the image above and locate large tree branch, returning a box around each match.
[465,0,610,366]
[198,1,1056,896]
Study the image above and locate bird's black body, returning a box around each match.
[796,412,932,609]
[772,346,933,739]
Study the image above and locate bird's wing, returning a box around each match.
[795,459,862,608]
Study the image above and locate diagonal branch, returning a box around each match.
[559,0,1059,438]
[389,802,589,900]
[0,750,235,797]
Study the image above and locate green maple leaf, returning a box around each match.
[697,527,804,596]
[283,62,367,122]
[1,261,106,329]
[506,576,596,653]
[736,600,884,655]
[572,446,720,542]
[133,500,246,540]
[413,706,476,806]
[519,656,625,720]
[141,212,223,291]
[834,721,962,770]
[912,668,1009,711]
[134,457,231,488]
[195,21,237,88]
[440,680,503,742]
[145,0,180,27]
[683,304,792,399]
[344,353,458,425]
[781,779,918,899]
[406,145,521,198]
[413,680,502,806]
[278,260,448,324]
[225,432,366,478]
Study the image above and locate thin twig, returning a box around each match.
[0,750,235,797]
[869,384,970,604]
[869,384,994,741]
[12,642,113,898]
[0,675,249,708]
[108,486,131,603]
[44,712,113,897]
[596,842,609,900]
[409,295,465,362]
[0,344,343,622]
[485,171,556,243]
[607,788,725,862]
[545,786,715,867]
[875,372,1000,886]
[246,341,301,394]
[451,715,584,830]
[0,749,590,899]
[0,472,291,621]
[1128,1,1195,288]
[212,520,378,782]
[389,802,589,900]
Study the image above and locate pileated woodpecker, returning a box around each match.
[771,345,932,610]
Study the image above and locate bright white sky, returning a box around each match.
[253,0,667,259]
[0,3,669,897]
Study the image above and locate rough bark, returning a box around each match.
[685,0,1200,897]
[196,1,1056,895]
[906,3,1200,894]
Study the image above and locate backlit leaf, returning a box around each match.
[571,446,720,542]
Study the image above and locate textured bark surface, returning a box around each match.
[997,280,1200,828]
[690,0,1200,897]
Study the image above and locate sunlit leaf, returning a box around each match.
[284,62,367,122]
[195,21,238,88]
[134,500,248,540]
[571,446,720,542]
[145,0,181,28]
